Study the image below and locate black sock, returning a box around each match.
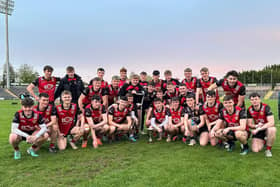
[243,143,249,149]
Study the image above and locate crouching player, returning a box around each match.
[210,95,249,155]
[247,92,277,157]
[185,94,208,146]
[9,96,48,159]
[147,98,169,143]
[108,96,134,142]
[166,97,186,142]
[56,91,82,150]
[33,93,58,153]
[83,95,109,148]
[202,90,223,146]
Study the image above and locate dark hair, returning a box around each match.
[97,67,105,72]
[21,97,34,107]
[225,70,239,78]
[200,67,209,72]
[43,65,53,72]
[184,68,192,72]
[153,97,162,103]
[152,70,160,76]
[249,92,261,99]
[156,90,163,94]
[140,71,147,76]
[164,70,172,75]
[179,83,186,87]
[206,90,216,97]
[120,67,127,73]
[39,93,49,98]
[119,96,128,101]
[171,97,180,102]
[91,95,101,101]
[66,66,74,72]
[148,82,155,86]
[223,95,233,101]
[126,93,133,98]
[186,93,195,99]
[167,81,174,86]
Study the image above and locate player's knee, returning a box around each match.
[251,146,260,153]
[9,133,18,143]
[267,127,277,136]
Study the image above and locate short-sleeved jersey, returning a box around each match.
[82,85,107,106]
[85,104,106,123]
[33,104,56,124]
[108,105,130,124]
[166,106,185,124]
[162,78,180,90]
[12,110,44,132]
[219,106,246,128]
[247,103,273,124]
[163,88,179,103]
[202,102,223,123]
[181,77,198,93]
[107,85,120,105]
[32,76,60,102]
[56,103,77,136]
[150,79,163,92]
[197,77,219,102]
[151,106,167,124]
[185,105,205,124]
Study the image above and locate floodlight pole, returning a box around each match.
[5,1,10,89]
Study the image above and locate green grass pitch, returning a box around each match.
[0,100,280,187]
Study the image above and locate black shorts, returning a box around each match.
[198,124,208,135]
[252,130,266,140]
[226,130,237,141]
[21,131,35,141]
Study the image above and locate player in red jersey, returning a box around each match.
[150,70,163,92]
[107,75,120,106]
[196,67,219,105]
[181,68,197,94]
[162,70,180,91]
[209,70,246,108]
[166,97,186,142]
[27,65,60,103]
[83,95,109,148]
[147,98,169,143]
[163,81,179,105]
[202,91,223,146]
[33,93,58,153]
[78,77,108,112]
[56,91,82,150]
[107,96,134,141]
[210,95,249,155]
[119,67,129,88]
[185,94,208,146]
[178,83,188,108]
[139,71,148,90]
[126,93,139,139]
[9,96,48,159]
[247,93,277,157]
[96,67,109,89]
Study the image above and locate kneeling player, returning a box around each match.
[147,98,169,143]
[83,95,109,148]
[33,93,58,153]
[202,90,223,146]
[185,94,208,146]
[247,92,277,157]
[166,97,186,142]
[9,96,48,159]
[56,91,82,150]
[210,95,249,155]
[108,96,135,142]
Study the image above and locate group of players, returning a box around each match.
[9,65,277,160]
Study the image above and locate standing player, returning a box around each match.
[202,90,223,146]
[209,70,246,108]
[181,68,197,95]
[56,91,82,150]
[27,65,60,103]
[54,66,84,104]
[196,67,219,105]
[78,77,108,112]
[107,75,120,106]
[147,98,169,142]
[107,96,135,142]
[210,95,249,155]
[178,83,188,108]
[97,67,108,89]
[185,94,208,146]
[166,97,186,142]
[84,95,109,148]
[162,70,180,91]
[33,93,58,153]
[9,96,48,159]
[119,67,129,88]
[247,93,277,157]
[150,70,163,92]
[139,71,148,90]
